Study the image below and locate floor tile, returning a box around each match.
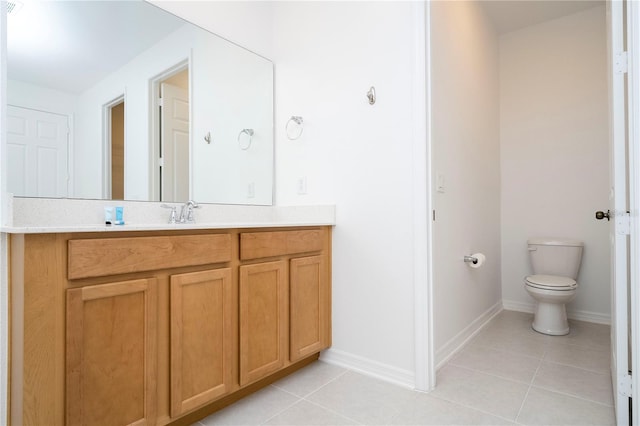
[264,400,359,425]
[388,392,515,425]
[544,341,610,372]
[199,386,299,425]
[271,361,347,397]
[517,387,615,425]
[194,310,615,426]
[549,320,611,349]
[430,365,530,420]
[470,325,548,358]
[305,371,416,424]
[533,360,614,406]
[450,344,541,384]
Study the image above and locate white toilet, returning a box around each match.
[524,238,584,335]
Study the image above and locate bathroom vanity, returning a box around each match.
[7,219,332,425]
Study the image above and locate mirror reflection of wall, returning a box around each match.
[6,0,274,205]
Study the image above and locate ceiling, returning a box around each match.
[7,1,186,94]
[480,0,605,35]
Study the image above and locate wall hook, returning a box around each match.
[367,86,376,105]
[204,131,211,144]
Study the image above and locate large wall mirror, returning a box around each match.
[6,0,274,205]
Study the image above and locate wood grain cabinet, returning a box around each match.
[170,268,234,417]
[239,261,287,386]
[66,279,158,426]
[9,227,331,426]
[290,255,329,362]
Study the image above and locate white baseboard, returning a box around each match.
[501,299,535,314]
[435,301,503,370]
[319,348,415,390]
[502,299,611,325]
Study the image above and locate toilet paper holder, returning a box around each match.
[463,255,479,264]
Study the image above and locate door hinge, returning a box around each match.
[157,97,164,107]
[615,51,628,74]
[616,211,631,235]
[158,157,164,167]
[619,373,632,398]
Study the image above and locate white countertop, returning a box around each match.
[1,197,335,234]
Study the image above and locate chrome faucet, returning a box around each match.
[179,200,200,223]
[161,200,200,224]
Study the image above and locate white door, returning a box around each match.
[7,105,69,197]
[160,83,189,202]
[608,1,634,424]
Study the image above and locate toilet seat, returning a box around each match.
[525,274,577,291]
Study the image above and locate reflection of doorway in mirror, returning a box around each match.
[7,105,69,197]
[110,102,125,199]
[157,67,190,202]
[102,95,125,200]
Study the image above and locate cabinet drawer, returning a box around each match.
[240,230,323,260]
[68,234,231,279]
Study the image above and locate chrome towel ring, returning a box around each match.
[238,128,254,150]
[286,116,304,140]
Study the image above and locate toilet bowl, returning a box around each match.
[524,239,583,336]
[524,274,577,335]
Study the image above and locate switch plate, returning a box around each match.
[297,177,307,195]
[436,173,445,193]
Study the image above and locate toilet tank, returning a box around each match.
[527,238,584,279]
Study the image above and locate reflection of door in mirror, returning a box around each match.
[7,105,69,197]
[158,68,190,202]
[110,101,125,200]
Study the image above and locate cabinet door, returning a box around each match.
[290,255,330,362]
[66,278,158,426]
[239,261,287,386]
[170,268,233,417]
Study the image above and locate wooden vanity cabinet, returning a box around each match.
[66,278,158,426]
[239,229,331,385]
[169,268,234,418]
[9,227,331,426]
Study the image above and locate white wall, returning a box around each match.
[500,6,610,321]
[272,1,420,383]
[431,1,502,365]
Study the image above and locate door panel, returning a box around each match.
[239,261,287,386]
[608,1,631,424]
[161,83,189,202]
[66,279,157,426]
[7,105,69,197]
[170,268,234,417]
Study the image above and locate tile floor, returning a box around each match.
[196,310,616,425]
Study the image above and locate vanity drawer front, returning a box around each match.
[240,229,323,260]
[68,234,232,279]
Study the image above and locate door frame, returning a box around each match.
[149,58,190,202]
[628,0,640,420]
[102,95,125,199]
[413,0,434,392]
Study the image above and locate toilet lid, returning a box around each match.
[526,274,577,290]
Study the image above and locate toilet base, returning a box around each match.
[532,301,569,336]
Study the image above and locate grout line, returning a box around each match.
[540,357,611,375]
[427,392,519,424]
[300,398,365,425]
[270,366,350,399]
[528,383,615,408]
[259,395,304,425]
[514,355,544,423]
